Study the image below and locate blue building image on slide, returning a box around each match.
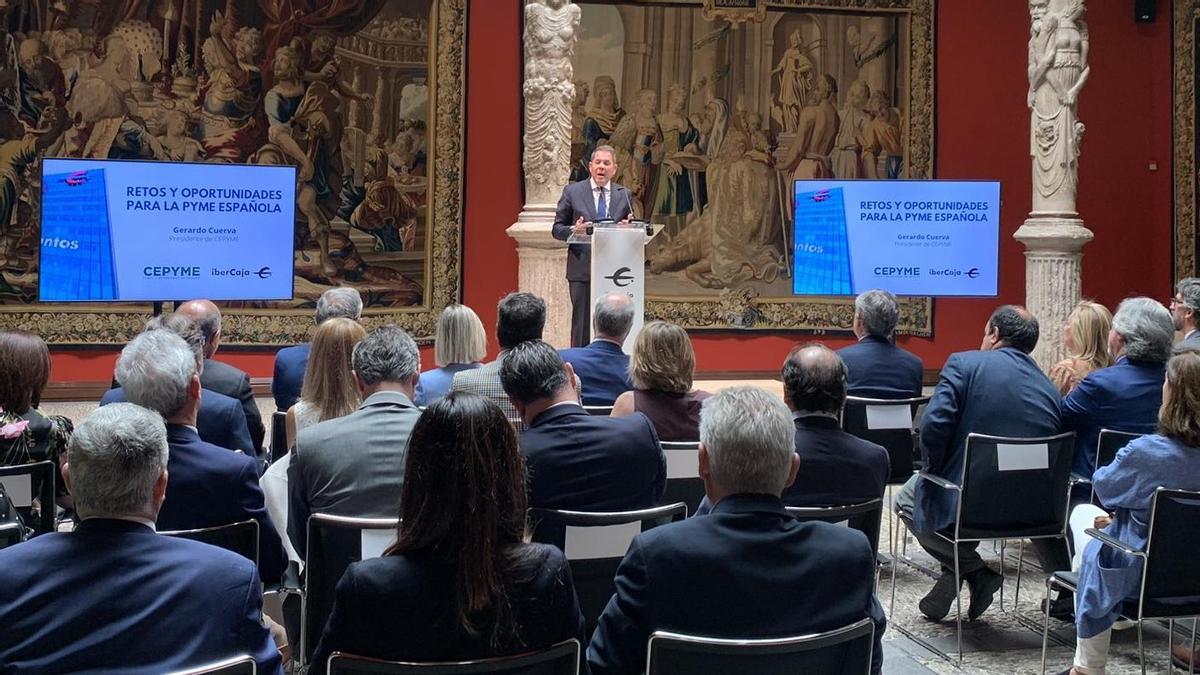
[793,186,854,296]
[39,169,119,301]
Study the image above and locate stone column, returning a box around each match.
[507,0,581,348]
[1013,0,1093,369]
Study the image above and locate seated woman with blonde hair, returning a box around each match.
[612,320,710,441]
[414,304,487,406]
[1050,301,1113,394]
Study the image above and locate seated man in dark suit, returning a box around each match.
[559,292,635,406]
[288,326,423,559]
[587,386,886,675]
[1063,297,1172,477]
[1172,277,1200,353]
[895,306,1061,622]
[177,299,266,454]
[102,314,254,455]
[0,403,281,673]
[501,340,664,511]
[116,329,286,586]
[273,287,363,411]
[836,289,924,398]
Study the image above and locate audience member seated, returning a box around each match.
[116,330,286,585]
[288,326,422,559]
[0,403,281,673]
[177,299,266,454]
[262,318,366,564]
[611,320,710,441]
[273,287,363,412]
[559,293,635,406]
[414,304,486,406]
[836,289,924,398]
[0,330,72,509]
[453,292,549,427]
[1172,277,1200,353]
[1057,350,1200,675]
[895,306,1061,622]
[500,340,664,511]
[1063,297,1172,477]
[1050,301,1113,395]
[309,392,586,674]
[103,314,254,454]
[587,386,886,675]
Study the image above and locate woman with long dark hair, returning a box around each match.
[310,392,584,671]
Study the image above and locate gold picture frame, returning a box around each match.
[1176,0,1198,279]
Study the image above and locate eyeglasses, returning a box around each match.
[1170,297,1185,307]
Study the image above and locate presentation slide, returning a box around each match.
[792,180,1000,297]
[39,158,296,302]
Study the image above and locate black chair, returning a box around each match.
[166,654,256,674]
[270,411,288,464]
[0,460,56,535]
[786,499,884,564]
[1041,487,1200,675]
[0,521,24,550]
[327,639,580,674]
[1091,429,1143,507]
[582,405,613,416]
[161,519,259,568]
[529,503,687,634]
[660,441,703,516]
[302,514,400,665]
[892,431,1076,660]
[645,617,875,675]
[841,396,930,485]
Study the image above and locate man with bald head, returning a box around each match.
[177,299,265,453]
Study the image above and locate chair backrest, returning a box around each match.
[0,461,55,535]
[582,405,613,416]
[529,503,687,633]
[270,411,288,463]
[161,519,259,568]
[166,654,256,675]
[1139,487,1200,618]
[785,499,883,556]
[0,521,25,550]
[645,617,874,675]
[303,514,401,664]
[327,639,580,675]
[660,441,703,516]
[1094,429,1142,474]
[841,396,929,484]
[956,432,1075,540]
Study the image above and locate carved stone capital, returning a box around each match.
[1013,217,1095,253]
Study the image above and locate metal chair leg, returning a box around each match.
[954,552,963,661]
[1170,620,1176,674]
[889,517,899,617]
[1040,577,1053,675]
[1191,619,1197,673]
[1015,539,1026,609]
[1138,619,1146,675]
[998,539,1006,612]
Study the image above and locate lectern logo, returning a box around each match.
[605,267,635,288]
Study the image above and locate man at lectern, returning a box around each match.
[552,144,633,347]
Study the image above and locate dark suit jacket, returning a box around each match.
[0,518,281,674]
[587,494,886,675]
[203,357,265,452]
[272,343,310,411]
[1062,356,1165,476]
[837,335,925,398]
[784,415,890,507]
[310,544,586,674]
[559,340,632,406]
[101,386,254,454]
[159,424,286,585]
[521,404,665,511]
[914,348,1062,533]
[552,179,634,281]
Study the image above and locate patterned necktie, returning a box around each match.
[596,186,607,220]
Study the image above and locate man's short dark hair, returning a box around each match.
[988,305,1039,354]
[499,340,568,405]
[496,293,546,350]
[781,343,847,414]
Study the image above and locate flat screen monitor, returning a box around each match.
[38,158,297,302]
[791,179,1000,297]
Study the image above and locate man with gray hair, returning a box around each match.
[288,325,421,558]
[559,292,636,406]
[836,289,924,398]
[1171,277,1200,352]
[0,403,282,672]
[115,329,286,585]
[588,386,886,675]
[177,299,265,453]
[273,286,364,411]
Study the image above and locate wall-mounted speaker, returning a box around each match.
[1135,0,1157,23]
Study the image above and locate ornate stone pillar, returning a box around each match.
[1013,0,1093,369]
[507,0,581,347]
